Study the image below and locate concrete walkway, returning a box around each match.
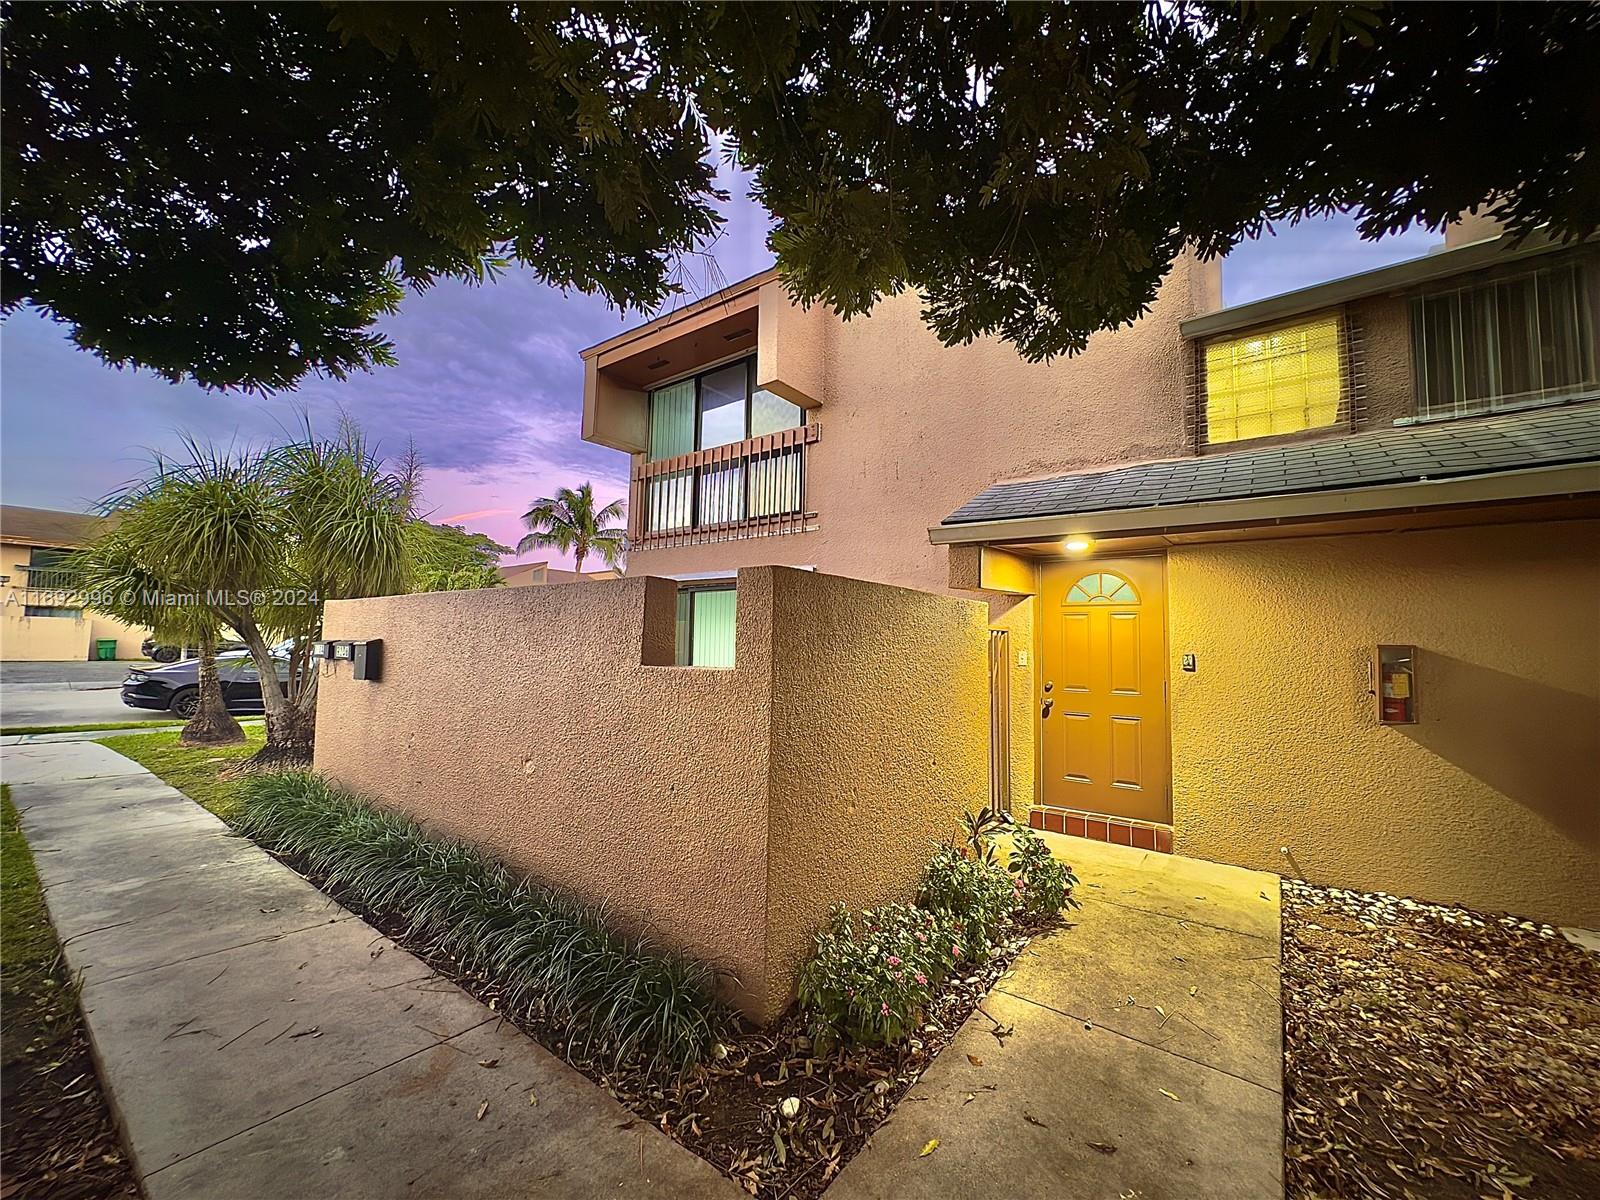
[2,739,742,1200]
[829,834,1283,1200]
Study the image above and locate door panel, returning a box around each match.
[1038,556,1171,823]
[1108,613,1141,695]
[1062,712,1094,783]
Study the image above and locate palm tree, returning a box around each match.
[517,483,625,578]
[71,521,245,747]
[94,429,413,765]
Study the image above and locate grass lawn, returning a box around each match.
[2,719,176,736]
[98,725,267,824]
[1,785,139,1198]
[2,718,266,737]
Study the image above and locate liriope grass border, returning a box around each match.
[238,771,732,1072]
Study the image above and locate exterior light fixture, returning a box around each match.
[1063,537,1093,554]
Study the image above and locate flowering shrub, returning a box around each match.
[918,842,1021,958]
[1007,824,1079,918]
[797,903,962,1048]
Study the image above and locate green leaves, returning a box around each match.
[6,2,1596,380]
[2,2,720,391]
[238,771,731,1070]
[516,482,626,573]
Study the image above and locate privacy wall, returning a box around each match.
[315,567,989,1021]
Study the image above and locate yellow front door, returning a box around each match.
[1038,556,1171,823]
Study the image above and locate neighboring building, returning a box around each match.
[498,561,622,587]
[1,505,151,661]
[577,221,1600,924]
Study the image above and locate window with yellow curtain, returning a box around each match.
[1204,317,1344,444]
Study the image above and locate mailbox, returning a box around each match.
[352,639,383,682]
[1375,644,1417,725]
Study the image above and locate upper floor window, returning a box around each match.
[1411,257,1599,420]
[648,359,802,461]
[26,547,76,590]
[643,359,808,537]
[1202,317,1344,445]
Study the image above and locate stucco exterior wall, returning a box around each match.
[1168,520,1600,927]
[762,570,988,1017]
[1,540,149,661]
[315,567,993,1021]
[628,253,1221,810]
[317,575,777,1016]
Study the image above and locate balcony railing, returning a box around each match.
[22,566,80,592]
[629,423,820,549]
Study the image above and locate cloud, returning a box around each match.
[2,155,775,573]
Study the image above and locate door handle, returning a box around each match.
[1041,697,1054,719]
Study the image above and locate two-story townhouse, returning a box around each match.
[0,505,151,661]
[578,220,1600,925]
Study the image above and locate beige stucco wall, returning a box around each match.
[315,567,989,1021]
[1,540,149,661]
[1169,520,1600,927]
[627,253,1222,810]
[763,570,988,1017]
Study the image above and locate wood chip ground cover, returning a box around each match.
[1,788,140,1200]
[1281,879,1600,1200]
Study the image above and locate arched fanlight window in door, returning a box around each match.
[1064,571,1139,605]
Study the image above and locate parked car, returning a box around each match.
[141,636,246,664]
[121,651,289,719]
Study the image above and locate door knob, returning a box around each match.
[1041,698,1054,718]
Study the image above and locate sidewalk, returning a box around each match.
[1,739,741,1200]
[827,834,1284,1200]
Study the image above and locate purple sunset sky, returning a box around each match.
[0,162,1440,567]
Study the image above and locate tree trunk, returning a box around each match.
[179,628,246,747]
[573,548,586,579]
[230,615,313,769]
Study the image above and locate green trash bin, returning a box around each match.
[94,638,118,661]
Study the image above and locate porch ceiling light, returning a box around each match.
[1063,536,1093,553]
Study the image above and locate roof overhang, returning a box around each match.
[929,461,1600,547]
[1181,229,1591,341]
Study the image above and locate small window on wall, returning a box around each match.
[1204,317,1344,444]
[24,605,82,619]
[674,585,736,668]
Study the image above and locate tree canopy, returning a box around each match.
[5,1,1597,381]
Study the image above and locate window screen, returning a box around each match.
[1204,318,1344,444]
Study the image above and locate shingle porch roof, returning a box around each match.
[941,402,1600,531]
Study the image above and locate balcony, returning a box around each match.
[22,565,79,592]
[628,424,821,549]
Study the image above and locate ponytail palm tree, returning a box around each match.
[70,522,245,747]
[92,429,413,765]
[516,483,625,577]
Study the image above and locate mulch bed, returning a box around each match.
[292,857,1043,1200]
[1281,878,1600,1200]
[1,913,141,1200]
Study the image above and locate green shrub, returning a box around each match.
[918,842,1022,958]
[238,771,730,1071]
[1007,824,1080,918]
[797,903,962,1049]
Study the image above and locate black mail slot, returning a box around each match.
[352,639,383,682]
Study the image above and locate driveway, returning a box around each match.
[1,678,154,732]
[829,834,1283,1200]
[1,661,141,686]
